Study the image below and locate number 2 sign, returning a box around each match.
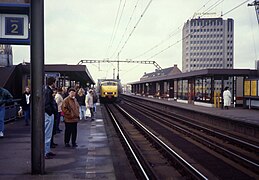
[1,14,29,39]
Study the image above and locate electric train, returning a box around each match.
[97,79,122,102]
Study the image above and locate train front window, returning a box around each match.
[103,82,117,86]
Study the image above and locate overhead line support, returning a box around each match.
[77,59,162,70]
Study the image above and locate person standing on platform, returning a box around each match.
[61,86,68,99]
[223,86,232,109]
[85,89,94,121]
[55,87,63,132]
[21,87,31,126]
[50,88,58,148]
[62,88,80,148]
[0,87,13,137]
[44,77,57,159]
[76,88,86,120]
[92,88,98,113]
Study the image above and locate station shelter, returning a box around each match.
[130,68,259,109]
[0,63,94,121]
[0,62,95,99]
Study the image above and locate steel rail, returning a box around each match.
[116,104,208,180]
[105,105,150,180]
[123,96,259,151]
[123,99,259,173]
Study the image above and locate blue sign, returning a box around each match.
[1,14,29,39]
[0,3,30,45]
[5,17,24,36]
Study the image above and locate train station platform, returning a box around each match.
[0,104,119,180]
[127,94,259,127]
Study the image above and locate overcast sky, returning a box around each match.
[12,0,259,84]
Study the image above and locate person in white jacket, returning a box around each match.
[85,89,94,121]
[55,88,64,132]
[223,87,231,109]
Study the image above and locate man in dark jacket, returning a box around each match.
[0,87,13,137]
[21,87,31,126]
[44,77,57,159]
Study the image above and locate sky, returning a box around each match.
[12,0,259,84]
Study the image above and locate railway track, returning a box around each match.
[117,96,259,179]
[105,103,208,180]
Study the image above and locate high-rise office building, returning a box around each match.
[0,45,13,67]
[182,18,234,72]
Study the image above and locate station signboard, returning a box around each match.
[0,2,30,45]
[251,80,257,96]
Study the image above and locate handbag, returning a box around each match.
[85,108,91,117]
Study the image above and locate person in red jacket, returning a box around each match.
[61,88,80,147]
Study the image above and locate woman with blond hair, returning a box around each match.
[75,88,86,120]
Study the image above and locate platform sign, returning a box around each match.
[1,14,29,38]
[0,3,30,45]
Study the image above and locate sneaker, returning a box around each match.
[47,152,56,156]
[0,131,4,137]
[45,154,53,159]
[72,143,78,147]
[65,143,71,147]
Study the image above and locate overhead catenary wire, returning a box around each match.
[110,0,141,59]
[105,0,124,57]
[117,0,153,56]
[221,0,250,16]
[202,0,225,15]
[111,0,127,54]
[132,26,182,60]
[192,0,215,18]
[108,0,222,76]
[143,0,248,62]
[131,0,222,60]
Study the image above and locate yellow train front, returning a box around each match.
[99,80,119,102]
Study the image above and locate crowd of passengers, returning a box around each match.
[0,76,98,160]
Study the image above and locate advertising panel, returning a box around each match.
[244,80,251,96]
[251,80,257,96]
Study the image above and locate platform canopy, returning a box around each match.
[129,68,259,84]
[44,64,95,85]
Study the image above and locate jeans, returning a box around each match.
[24,109,30,125]
[45,113,54,155]
[79,105,86,120]
[93,103,97,113]
[0,106,5,132]
[56,112,61,131]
